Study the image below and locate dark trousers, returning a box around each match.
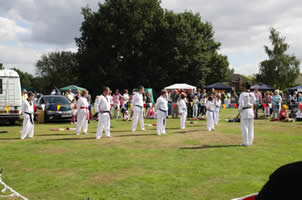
[200,106,207,116]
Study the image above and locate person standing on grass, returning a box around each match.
[96,87,111,139]
[206,94,216,131]
[179,93,187,129]
[76,90,89,135]
[238,84,256,146]
[21,91,35,140]
[214,94,222,126]
[272,90,282,120]
[131,86,145,132]
[156,89,168,135]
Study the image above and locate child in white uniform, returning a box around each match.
[206,94,216,131]
[179,93,187,129]
[214,95,222,125]
[21,91,35,140]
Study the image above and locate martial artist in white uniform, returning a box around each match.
[131,86,145,132]
[179,94,187,129]
[206,95,216,131]
[21,92,35,140]
[214,96,221,126]
[76,91,89,135]
[96,87,111,139]
[155,90,168,135]
[238,84,256,146]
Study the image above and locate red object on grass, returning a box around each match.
[234,103,238,108]
[263,104,267,109]
[152,123,157,126]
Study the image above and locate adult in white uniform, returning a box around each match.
[131,86,145,132]
[238,84,256,146]
[21,91,35,140]
[206,94,215,131]
[214,95,222,126]
[76,90,89,135]
[178,93,187,129]
[155,90,168,135]
[96,87,111,139]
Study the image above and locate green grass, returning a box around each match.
[0,109,301,200]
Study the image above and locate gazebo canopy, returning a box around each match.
[165,83,197,91]
[60,85,86,91]
[289,85,302,92]
[204,82,232,90]
[251,83,275,91]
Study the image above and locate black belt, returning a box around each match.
[243,107,252,110]
[159,109,168,113]
[100,111,112,119]
[24,112,33,124]
[135,105,143,108]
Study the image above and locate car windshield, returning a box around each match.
[44,96,70,104]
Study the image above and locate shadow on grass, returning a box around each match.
[37,133,74,136]
[179,144,241,150]
[47,137,96,141]
[174,130,202,134]
[118,133,157,137]
[0,138,20,140]
[111,130,133,133]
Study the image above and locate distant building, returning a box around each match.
[229,74,249,91]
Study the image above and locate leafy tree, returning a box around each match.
[11,68,34,90]
[76,0,230,95]
[35,51,79,93]
[256,28,300,89]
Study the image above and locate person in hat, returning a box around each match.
[278,105,294,122]
[96,87,111,139]
[238,84,256,146]
[21,91,35,140]
[76,90,89,135]
[131,86,145,132]
[155,89,168,135]
[178,93,187,129]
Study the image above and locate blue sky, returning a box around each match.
[0,0,301,75]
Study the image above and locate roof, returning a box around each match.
[60,85,86,91]
[204,82,232,90]
[165,83,197,90]
[251,83,275,91]
[0,69,19,78]
[289,85,302,92]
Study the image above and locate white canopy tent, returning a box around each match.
[165,83,197,92]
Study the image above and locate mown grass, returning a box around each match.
[0,109,301,200]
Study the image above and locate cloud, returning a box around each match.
[0,0,302,75]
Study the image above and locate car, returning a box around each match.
[37,95,72,122]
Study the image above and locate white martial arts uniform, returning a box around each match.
[238,91,256,146]
[214,99,221,125]
[131,92,145,131]
[206,100,215,131]
[96,95,111,139]
[155,96,168,135]
[21,100,34,139]
[179,99,187,129]
[76,97,89,135]
[94,96,100,114]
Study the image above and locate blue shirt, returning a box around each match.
[272,95,282,105]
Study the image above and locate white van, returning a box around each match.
[0,69,22,124]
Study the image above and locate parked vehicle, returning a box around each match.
[0,69,22,124]
[37,95,72,122]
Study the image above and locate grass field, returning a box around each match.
[0,108,302,200]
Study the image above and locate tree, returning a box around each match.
[76,0,230,95]
[35,51,79,93]
[256,28,300,89]
[11,68,34,90]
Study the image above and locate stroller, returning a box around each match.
[289,103,298,119]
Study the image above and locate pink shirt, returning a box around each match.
[112,94,122,104]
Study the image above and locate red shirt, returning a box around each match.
[279,110,288,120]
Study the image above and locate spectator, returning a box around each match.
[145,91,152,118]
[263,91,272,118]
[112,89,122,119]
[122,89,130,110]
[170,90,179,119]
[75,91,80,101]
[296,104,302,121]
[21,89,28,102]
[199,94,207,117]
[298,93,302,103]
[272,90,282,120]
[254,88,262,119]
[65,89,75,102]
[278,105,294,122]
[192,96,199,119]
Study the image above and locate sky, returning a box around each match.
[0,0,301,76]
